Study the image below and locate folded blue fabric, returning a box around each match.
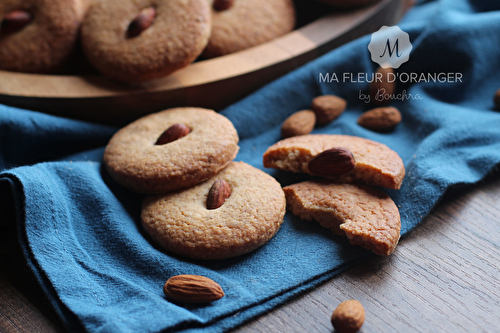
[2,0,500,332]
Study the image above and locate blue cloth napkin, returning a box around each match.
[2,0,500,332]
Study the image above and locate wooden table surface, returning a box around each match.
[1,168,499,333]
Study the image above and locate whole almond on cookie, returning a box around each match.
[1,11,33,34]
[155,123,191,145]
[370,66,395,106]
[331,300,365,333]
[308,147,355,176]
[163,275,224,303]
[311,95,347,125]
[358,106,401,132]
[127,7,156,38]
[213,0,235,11]
[281,110,316,138]
[206,179,231,210]
[263,134,405,190]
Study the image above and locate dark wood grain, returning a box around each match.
[234,172,500,333]
[0,246,65,333]
[1,172,499,333]
[0,274,63,333]
[0,211,66,333]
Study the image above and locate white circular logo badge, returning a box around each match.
[368,26,412,69]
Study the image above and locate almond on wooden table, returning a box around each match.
[331,299,365,333]
[163,275,224,303]
[357,106,402,132]
[281,110,316,138]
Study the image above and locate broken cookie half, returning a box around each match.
[283,180,401,256]
[263,134,405,190]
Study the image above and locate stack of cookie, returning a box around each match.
[103,107,286,260]
[263,134,405,255]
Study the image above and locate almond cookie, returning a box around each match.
[0,0,86,73]
[81,0,211,81]
[141,161,286,260]
[202,0,296,58]
[263,134,405,190]
[284,180,400,255]
[103,108,239,194]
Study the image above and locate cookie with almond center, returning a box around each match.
[103,107,239,194]
[202,0,296,58]
[263,134,405,190]
[0,0,87,73]
[141,161,286,260]
[81,0,211,81]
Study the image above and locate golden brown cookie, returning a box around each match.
[103,107,239,194]
[314,0,381,8]
[0,0,86,73]
[263,134,405,189]
[202,0,296,59]
[81,0,211,81]
[141,161,286,260]
[284,180,400,255]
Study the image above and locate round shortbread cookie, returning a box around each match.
[103,108,239,194]
[141,161,286,260]
[284,180,401,255]
[263,134,405,190]
[0,0,86,73]
[81,0,211,81]
[202,0,296,58]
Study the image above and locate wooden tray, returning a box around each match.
[0,0,405,125]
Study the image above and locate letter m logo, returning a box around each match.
[368,26,412,69]
[379,39,402,58]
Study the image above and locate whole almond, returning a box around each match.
[370,66,395,106]
[494,88,500,110]
[1,11,32,35]
[331,300,365,333]
[127,7,156,38]
[357,106,402,132]
[163,275,224,303]
[155,123,191,145]
[311,95,347,125]
[308,147,355,176]
[213,0,235,11]
[206,179,231,210]
[281,110,316,138]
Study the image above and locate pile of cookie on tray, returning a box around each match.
[0,0,381,81]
